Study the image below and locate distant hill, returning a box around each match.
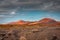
[8,18,57,24]
[0,18,60,28]
[3,18,60,25]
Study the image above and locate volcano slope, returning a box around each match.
[0,27,60,40]
[0,18,60,40]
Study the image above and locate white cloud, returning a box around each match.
[11,11,16,14]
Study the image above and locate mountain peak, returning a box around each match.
[39,18,56,23]
[17,20,25,22]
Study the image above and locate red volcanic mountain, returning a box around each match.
[9,20,30,25]
[38,18,60,27]
[8,18,59,25]
[39,18,57,23]
[29,18,57,25]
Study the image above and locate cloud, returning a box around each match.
[0,0,59,18]
[10,12,16,15]
[0,0,59,12]
[0,0,60,23]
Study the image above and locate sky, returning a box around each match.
[0,0,60,24]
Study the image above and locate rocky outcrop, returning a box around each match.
[0,27,60,40]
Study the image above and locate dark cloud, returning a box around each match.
[0,0,60,21]
[0,0,60,11]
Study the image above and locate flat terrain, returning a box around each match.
[0,27,60,40]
